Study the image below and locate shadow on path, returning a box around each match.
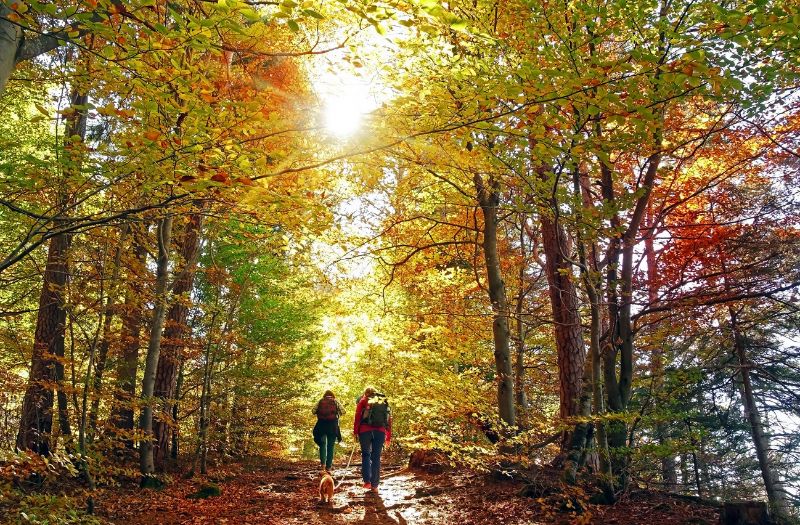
[358,492,407,525]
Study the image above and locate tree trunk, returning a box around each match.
[110,231,146,443]
[170,358,185,460]
[89,226,127,438]
[514,216,529,428]
[644,218,677,490]
[139,215,173,478]
[474,173,515,427]
[0,5,22,95]
[729,307,788,516]
[535,165,585,449]
[153,209,204,470]
[19,232,69,453]
[16,91,87,454]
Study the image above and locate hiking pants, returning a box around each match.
[359,430,385,487]
[318,431,337,470]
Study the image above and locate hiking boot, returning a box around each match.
[362,482,372,489]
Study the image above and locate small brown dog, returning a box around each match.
[319,470,334,504]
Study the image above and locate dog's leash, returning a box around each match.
[334,442,357,489]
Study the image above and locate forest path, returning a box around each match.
[98,457,542,525]
[97,457,719,525]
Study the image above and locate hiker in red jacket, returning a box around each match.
[353,387,392,492]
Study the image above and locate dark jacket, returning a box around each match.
[313,418,342,446]
[312,395,344,446]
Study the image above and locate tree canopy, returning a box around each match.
[0,0,798,522]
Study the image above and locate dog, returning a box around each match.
[318,470,334,504]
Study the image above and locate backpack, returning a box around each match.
[317,396,338,420]
[361,393,390,428]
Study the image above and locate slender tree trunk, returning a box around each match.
[110,231,146,443]
[644,217,677,490]
[189,313,216,477]
[513,306,527,428]
[153,209,204,470]
[139,215,173,479]
[474,174,515,427]
[89,226,127,437]
[199,359,212,475]
[514,217,529,428]
[601,146,663,487]
[729,307,788,516]
[170,358,185,460]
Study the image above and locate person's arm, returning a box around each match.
[354,397,365,436]
[336,399,345,417]
[312,399,320,416]
[386,414,392,444]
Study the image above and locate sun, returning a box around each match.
[312,54,387,139]
[323,89,368,138]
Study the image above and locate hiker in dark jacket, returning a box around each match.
[312,390,344,472]
[354,387,392,492]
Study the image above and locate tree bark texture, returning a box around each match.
[0,5,22,95]
[16,91,87,454]
[474,174,515,427]
[536,165,585,448]
[153,209,204,470]
[16,232,70,454]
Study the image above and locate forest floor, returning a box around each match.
[90,456,722,525]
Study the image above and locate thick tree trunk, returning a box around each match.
[729,307,788,516]
[16,91,87,454]
[0,5,76,94]
[536,171,584,449]
[16,228,70,453]
[140,215,173,478]
[153,209,204,470]
[0,5,22,95]
[110,232,146,442]
[474,174,515,427]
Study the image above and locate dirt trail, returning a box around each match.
[98,458,537,525]
[97,458,719,525]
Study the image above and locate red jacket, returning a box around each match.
[354,395,392,443]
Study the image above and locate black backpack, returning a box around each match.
[317,396,338,420]
[361,393,390,428]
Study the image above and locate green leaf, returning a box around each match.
[302,9,325,20]
[449,19,468,32]
[287,19,300,32]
